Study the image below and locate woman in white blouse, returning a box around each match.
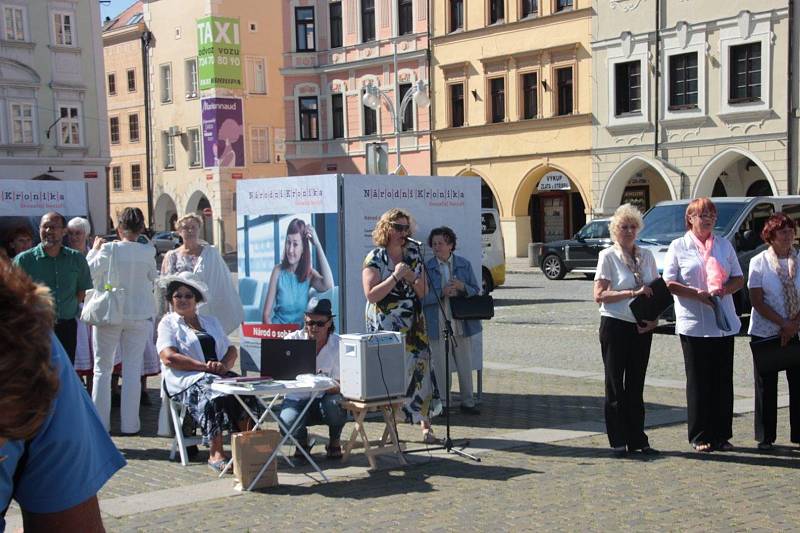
[747,212,800,450]
[88,207,157,435]
[663,197,744,453]
[593,204,659,457]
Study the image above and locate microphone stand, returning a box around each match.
[403,241,480,462]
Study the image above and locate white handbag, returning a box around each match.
[81,243,126,326]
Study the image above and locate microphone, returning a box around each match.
[405,237,423,247]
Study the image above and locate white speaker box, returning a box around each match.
[339,332,406,401]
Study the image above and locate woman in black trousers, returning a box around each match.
[593,204,660,457]
[747,212,800,450]
[663,197,744,453]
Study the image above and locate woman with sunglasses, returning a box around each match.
[363,208,441,443]
[664,197,744,453]
[262,218,334,327]
[594,204,660,457]
[156,272,253,473]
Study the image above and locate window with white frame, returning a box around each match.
[107,73,116,95]
[246,57,267,94]
[251,126,270,162]
[299,97,319,140]
[162,132,175,169]
[295,6,315,51]
[160,64,172,103]
[111,166,122,192]
[130,163,142,190]
[614,61,641,116]
[184,58,198,98]
[52,12,75,46]
[109,116,120,144]
[717,18,771,119]
[129,113,140,142]
[4,5,26,41]
[669,52,698,109]
[188,128,201,167]
[729,42,761,103]
[58,105,81,145]
[10,102,34,144]
[127,68,136,92]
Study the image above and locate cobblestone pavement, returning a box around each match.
[10,268,800,531]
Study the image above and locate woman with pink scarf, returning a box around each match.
[664,198,744,453]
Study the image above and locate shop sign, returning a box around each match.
[537,172,571,192]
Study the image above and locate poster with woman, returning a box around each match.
[236,175,340,372]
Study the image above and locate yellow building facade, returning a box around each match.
[431,0,593,257]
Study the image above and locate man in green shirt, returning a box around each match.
[14,212,93,365]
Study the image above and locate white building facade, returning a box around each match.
[592,0,797,216]
[0,0,110,229]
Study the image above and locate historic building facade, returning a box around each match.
[281,0,432,176]
[143,0,287,251]
[0,0,110,230]
[103,1,148,226]
[431,0,593,257]
[591,0,797,216]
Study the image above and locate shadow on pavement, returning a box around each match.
[494,298,585,307]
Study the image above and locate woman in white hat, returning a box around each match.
[156,272,250,473]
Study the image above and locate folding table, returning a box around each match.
[211,377,337,490]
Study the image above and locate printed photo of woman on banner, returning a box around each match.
[237,211,340,372]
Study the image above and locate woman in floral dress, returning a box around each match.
[362,208,441,443]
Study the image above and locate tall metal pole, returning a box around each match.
[141,30,154,231]
[394,38,401,170]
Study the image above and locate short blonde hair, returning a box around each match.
[176,213,203,230]
[372,208,416,247]
[609,203,644,244]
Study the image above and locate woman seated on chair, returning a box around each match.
[156,271,253,473]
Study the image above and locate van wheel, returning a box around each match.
[482,269,494,293]
[542,254,566,280]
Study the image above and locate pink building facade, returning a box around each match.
[282,0,431,175]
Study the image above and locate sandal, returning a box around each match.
[326,444,343,459]
[692,442,712,453]
[207,459,229,474]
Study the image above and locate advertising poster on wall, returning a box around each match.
[202,97,245,168]
[196,16,242,90]
[236,175,340,372]
[340,174,484,369]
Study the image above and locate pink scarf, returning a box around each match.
[688,231,727,292]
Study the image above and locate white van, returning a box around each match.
[481,208,506,292]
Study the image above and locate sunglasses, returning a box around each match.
[305,319,329,327]
[172,292,195,300]
[391,223,410,232]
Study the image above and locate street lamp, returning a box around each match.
[361,79,430,173]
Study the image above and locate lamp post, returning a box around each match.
[361,79,430,173]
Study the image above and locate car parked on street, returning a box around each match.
[151,231,182,255]
[539,218,612,280]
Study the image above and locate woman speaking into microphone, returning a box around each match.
[362,208,441,443]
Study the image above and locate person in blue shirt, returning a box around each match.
[1,258,126,531]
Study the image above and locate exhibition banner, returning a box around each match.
[236,175,341,372]
[0,179,87,216]
[196,16,242,90]
[340,174,483,369]
[202,97,245,168]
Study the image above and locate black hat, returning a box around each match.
[305,298,335,317]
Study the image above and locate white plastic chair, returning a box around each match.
[166,385,203,466]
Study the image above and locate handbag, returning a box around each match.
[449,294,494,320]
[749,335,800,376]
[81,243,126,326]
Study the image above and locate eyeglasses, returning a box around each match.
[305,319,329,328]
[619,225,638,232]
[391,223,410,232]
[693,212,717,220]
[172,292,195,300]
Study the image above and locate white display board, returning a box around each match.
[0,179,87,216]
[341,174,483,370]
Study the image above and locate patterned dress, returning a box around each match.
[364,246,441,423]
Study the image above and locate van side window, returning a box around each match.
[481,213,497,235]
[737,203,774,251]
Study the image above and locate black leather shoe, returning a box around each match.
[459,404,481,415]
[637,446,660,456]
[757,442,774,451]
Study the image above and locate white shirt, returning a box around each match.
[663,232,742,337]
[156,312,231,395]
[747,250,800,338]
[594,246,658,323]
[436,255,463,336]
[284,329,340,400]
[87,241,157,320]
